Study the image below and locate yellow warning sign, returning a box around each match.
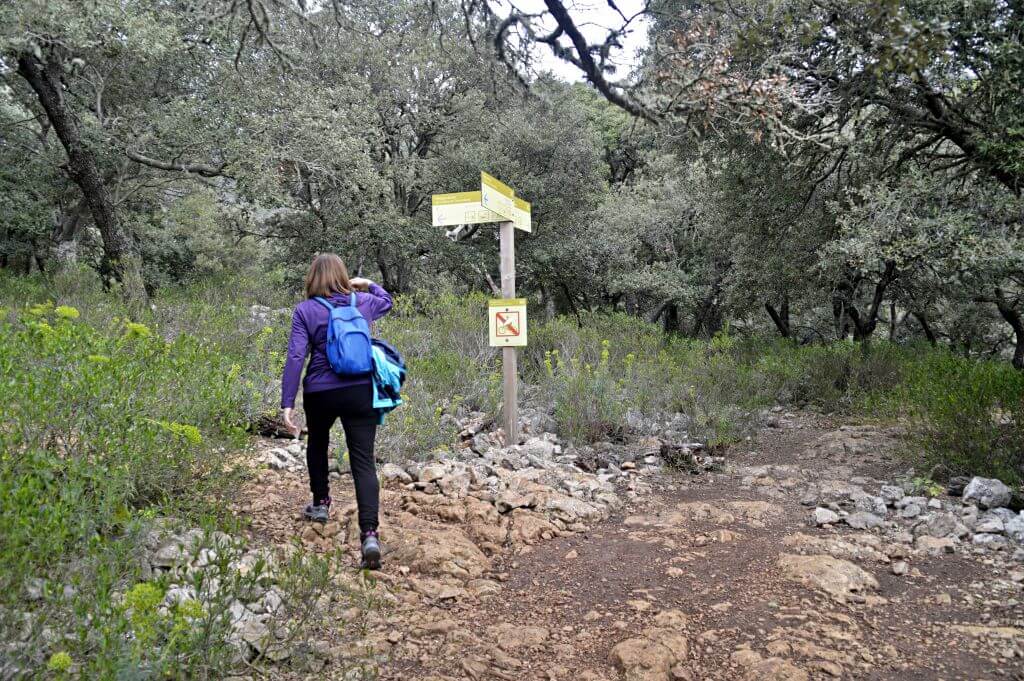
[488,298,527,347]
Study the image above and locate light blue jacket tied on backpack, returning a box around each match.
[370,338,406,424]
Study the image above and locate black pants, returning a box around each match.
[303,384,379,533]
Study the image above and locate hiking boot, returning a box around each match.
[303,496,331,523]
[360,530,382,570]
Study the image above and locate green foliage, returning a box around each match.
[373,290,499,460]
[46,652,72,673]
[0,274,345,676]
[524,308,1023,477]
[1,261,1021,676]
[894,349,1024,483]
[124,582,165,647]
[527,312,765,446]
[542,341,627,443]
[910,477,945,498]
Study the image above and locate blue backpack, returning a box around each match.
[314,293,374,376]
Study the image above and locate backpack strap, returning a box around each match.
[349,291,357,307]
[313,296,333,311]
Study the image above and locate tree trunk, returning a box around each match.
[911,311,937,346]
[558,280,583,325]
[832,295,848,340]
[765,296,791,338]
[52,198,87,267]
[843,261,897,343]
[994,295,1024,370]
[646,299,674,325]
[17,50,147,312]
[664,303,680,334]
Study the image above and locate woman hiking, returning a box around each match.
[281,253,393,569]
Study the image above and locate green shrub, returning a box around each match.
[372,290,500,459]
[896,349,1024,482]
[538,341,626,442]
[0,281,361,676]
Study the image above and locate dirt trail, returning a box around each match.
[239,413,1024,681]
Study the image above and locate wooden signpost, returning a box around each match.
[431,172,531,443]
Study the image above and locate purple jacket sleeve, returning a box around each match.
[280,306,309,409]
[364,282,393,321]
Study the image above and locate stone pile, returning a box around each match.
[382,430,629,543]
[258,440,307,471]
[139,518,299,664]
[808,474,1024,558]
[247,304,290,328]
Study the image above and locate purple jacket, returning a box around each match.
[280,283,393,408]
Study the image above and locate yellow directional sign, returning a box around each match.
[489,298,527,347]
[433,175,532,232]
[481,172,515,221]
[431,191,505,227]
[512,197,531,233]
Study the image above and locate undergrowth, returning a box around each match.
[1,269,1021,675]
[0,272,363,678]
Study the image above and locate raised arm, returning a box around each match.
[364,282,393,322]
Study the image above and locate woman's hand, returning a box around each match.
[349,277,372,291]
[281,408,300,437]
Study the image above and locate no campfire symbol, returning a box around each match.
[489,298,527,347]
[495,311,520,337]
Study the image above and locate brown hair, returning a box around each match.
[304,253,351,298]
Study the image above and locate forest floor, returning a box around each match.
[236,413,1024,681]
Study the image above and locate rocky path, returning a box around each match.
[238,412,1024,680]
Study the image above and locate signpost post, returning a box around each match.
[498,219,518,442]
[432,172,531,443]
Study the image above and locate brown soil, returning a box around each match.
[241,413,1024,681]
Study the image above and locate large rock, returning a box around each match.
[963,477,1012,510]
[494,490,536,514]
[388,527,490,579]
[379,463,412,484]
[485,623,549,651]
[972,533,1008,548]
[851,491,887,517]
[777,553,879,603]
[815,480,864,505]
[1005,516,1024,543]
[975,514,1005,534]
[609,611,689,681]
[149,528,204,569]
[545,495,604,524]
[731,648,809,681]
[813,508,840,526]
[518,437,559,460]
[845,512,884,530]
[509,509,558,544]
[417,463,448,484]
[437,473,471,498]
[879,485,904,505]
[914,535,955,555]
[913,511,967,539]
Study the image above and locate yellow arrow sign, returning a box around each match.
[432,174,531,232]
[481,172,515,222]
[512,197,531,233]
[431,191,505,227]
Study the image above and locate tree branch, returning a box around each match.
[126,149,231,178]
